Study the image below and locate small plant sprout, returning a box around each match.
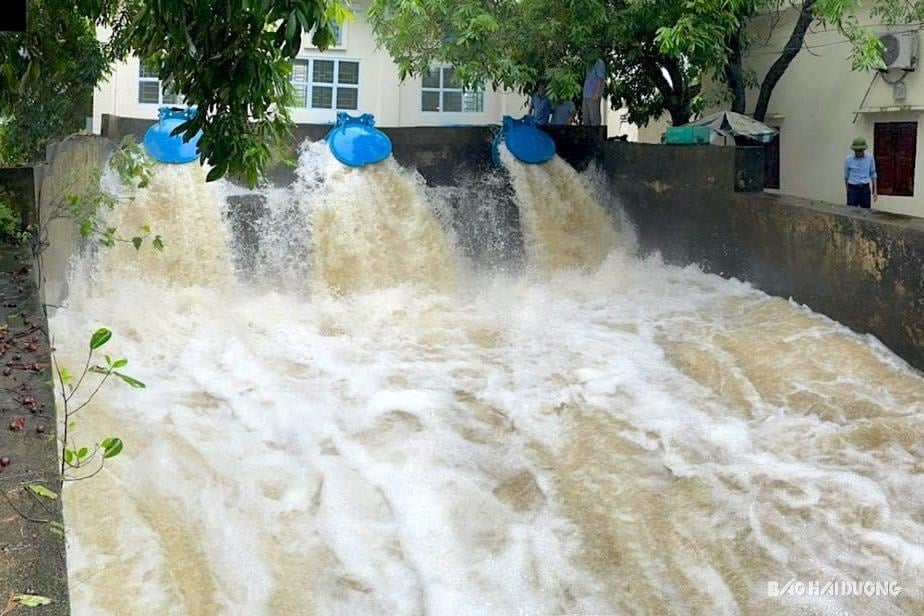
[53,328,144,480]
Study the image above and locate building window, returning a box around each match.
[305,23,344,49]
[421,66,484,113]
[291,58,359,110]
[138,63,178,105]
[874,122,917,196]
[764,131,780,190]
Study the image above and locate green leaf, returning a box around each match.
[132,236,143,250]
[27,484,58,500]
[89,328,112,350]
[77,447,88,460]
[114,372,145,388]
[13,594,52,607]
[64,449,75,465]
[152,235,165,251]
[101,437,123,459]
[59,367,73,384]
[140,224,151,234]
[205,164,227,183]
[112,358,128,369]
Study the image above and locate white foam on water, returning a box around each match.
[50,147,924,615]
[295,142,457,294]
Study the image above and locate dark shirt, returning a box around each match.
[530,94,552,125]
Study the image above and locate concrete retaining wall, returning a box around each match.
[603,140,924,372]
[100,115,606,185]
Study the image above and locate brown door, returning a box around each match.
[874,122,917,196]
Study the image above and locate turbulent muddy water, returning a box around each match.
[50,145,923,615]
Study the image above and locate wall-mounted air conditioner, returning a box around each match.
[879,31,918,71]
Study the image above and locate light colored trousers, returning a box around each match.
[582,97,601,126]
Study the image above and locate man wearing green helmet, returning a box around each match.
[844,137,878,208]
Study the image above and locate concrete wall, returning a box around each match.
[604,141,924,371]
[100,115,606,184]
[743,8,924,217]
[39,136,114,307]
[0,151,103,615]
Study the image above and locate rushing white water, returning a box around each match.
[500,148,619,271]
[51,148,923,616]
[303,144,457,293]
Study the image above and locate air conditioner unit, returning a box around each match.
[879,31,918,71]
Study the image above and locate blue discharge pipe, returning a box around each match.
[142,107,202,164]
[492,115,556,166]
[325,112,393,167]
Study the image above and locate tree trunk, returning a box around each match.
[725,32,746,113]
[668,105,691,127]
[641,54,694,126]
[662,57,693,126]
[753,0,816,121]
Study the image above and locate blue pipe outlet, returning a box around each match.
[492,115,556,166]
[325,112,393,167]
[143,107,202,165]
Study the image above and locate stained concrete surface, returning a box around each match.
[0,248,69,615]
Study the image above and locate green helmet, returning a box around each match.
[851,137,868,150]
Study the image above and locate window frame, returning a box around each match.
[290,56,360,112]
[137,63,179,106]
[420,65,485,114]
[303,23,346,50]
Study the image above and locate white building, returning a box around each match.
[92,4,528,132]
[91,3,628,136]
[742,7,924,217]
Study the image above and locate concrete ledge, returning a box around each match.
[100,115,606,186]
[604,141,735,193]
[726,193,924,370]
[606,140,924,372]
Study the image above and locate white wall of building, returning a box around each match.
[92,4,529,133]
[745,7,924,216]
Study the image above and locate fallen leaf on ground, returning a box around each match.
[12,594,52,607]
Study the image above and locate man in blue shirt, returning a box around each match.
[844,137,878,208]
[552,100,576,125]
[582,58,606,126]
[528,83,552,125]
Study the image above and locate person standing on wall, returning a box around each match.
[582,58,606,126]
[844,137,878,208]
[529,82,552,126]
[552,99,577,125]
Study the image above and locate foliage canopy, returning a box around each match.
[370,0,924,127]
[1,0,349,185]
